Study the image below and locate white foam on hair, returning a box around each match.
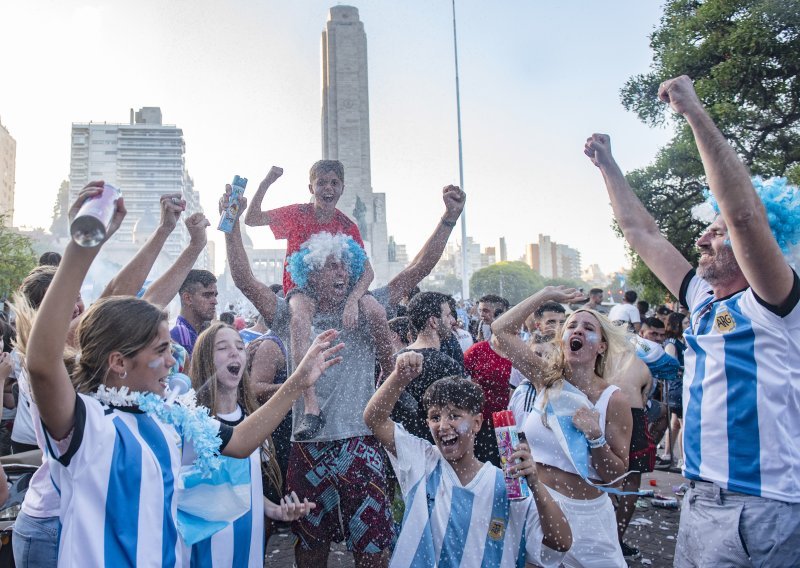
[691,202,717,224]
[300,232,353,270]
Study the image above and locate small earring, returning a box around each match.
[120,370,127,380]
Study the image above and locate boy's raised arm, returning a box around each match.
[363,351,423,456]
[244,166,283,227]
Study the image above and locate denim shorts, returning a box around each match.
[12,511,59,567]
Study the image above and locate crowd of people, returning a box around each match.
[0,75,797,567]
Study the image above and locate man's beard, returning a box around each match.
[697,245,741,285]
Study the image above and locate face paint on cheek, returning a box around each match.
[454,421,471,435]
[585,332,600,345]
[147,358,163,369]
[561,329,570,343]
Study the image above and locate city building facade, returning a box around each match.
[68,107,208,271]
[321,5,390,284]
[0,117,16,226]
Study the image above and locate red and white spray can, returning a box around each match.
[493,410,531,500]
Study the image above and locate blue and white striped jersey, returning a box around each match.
[680,270,800,502]
[188,451,264,567]
[44,394,231,567]
[188,406,265,567]
[387,424,563,568]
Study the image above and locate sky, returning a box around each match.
[0,1,675,277]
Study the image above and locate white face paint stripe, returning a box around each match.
[147,358,162,369]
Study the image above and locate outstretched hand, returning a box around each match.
[584,134,615,169]
[658,75,703,117]
[442,185,466,222]
[541,285,585,305]
[293,329,345,389]
[394,350,424,385]
[265,491,316,522]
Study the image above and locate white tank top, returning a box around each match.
[522,383,619,481]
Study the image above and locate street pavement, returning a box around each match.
[265,468,687,567]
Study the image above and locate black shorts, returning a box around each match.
[629,408,655,473]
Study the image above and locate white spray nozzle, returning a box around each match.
[165,373,192,406]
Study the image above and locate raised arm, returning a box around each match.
[221,188,278,325]
[363,351,424,456]
[386,185,465,305]
[143,212,210,308]
[27,183,126,439]
[658,75,794,305]
[223,329,344,458]
[243,166,283,227]
[491,286,583,390]
[101,193,184,298]
[585,135,693,298]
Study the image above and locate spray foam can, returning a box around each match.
[493,410,531,500]
[70,183,121,247]
[218,175,248,233]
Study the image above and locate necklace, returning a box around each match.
[91,385,222,475]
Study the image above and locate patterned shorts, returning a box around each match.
[287,436,393,553]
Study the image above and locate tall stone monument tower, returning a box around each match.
[321,5,390,284]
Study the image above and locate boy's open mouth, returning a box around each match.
[440,433,458,447]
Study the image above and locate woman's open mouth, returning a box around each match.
[569,337,583,352]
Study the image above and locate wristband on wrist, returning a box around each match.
[440,218,457,228]
[587,434,606,449]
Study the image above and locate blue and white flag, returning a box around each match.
[176,456,252,545]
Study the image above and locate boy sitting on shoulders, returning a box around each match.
[364,352,572,567]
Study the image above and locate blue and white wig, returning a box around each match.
[691,176,800,270]
[287,232,367,289]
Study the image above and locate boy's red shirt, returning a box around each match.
[268,203,365,294]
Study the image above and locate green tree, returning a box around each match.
[0,217,38,300]
[469,261,544,304]
[618,0,800,298]
[421,274,463,296]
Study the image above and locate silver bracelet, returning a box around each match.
[587,434,606,449]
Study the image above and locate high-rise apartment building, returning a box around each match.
[321,6,390,284]
[0,117,16,226]
[525,234,582,280]
[69,107,206,266]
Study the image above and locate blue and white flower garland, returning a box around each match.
[92,385,222,476]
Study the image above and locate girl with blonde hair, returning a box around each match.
[492,286,633,568]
